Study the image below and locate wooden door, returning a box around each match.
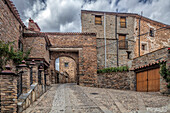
[136,71,147,92]
[136,67,160,92]
[148,68,160,91]
[119,35,126,49]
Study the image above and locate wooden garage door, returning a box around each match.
[137,68,160,92]
[137,71,147,92]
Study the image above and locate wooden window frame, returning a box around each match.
[120,17,126,28]
[119,34,128,49]
[95,15,102,25]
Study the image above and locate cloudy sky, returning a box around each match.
[11,0,170,32]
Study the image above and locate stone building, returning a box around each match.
[81,10,170,69]
[0,0,170,112]
[59,57,77,83]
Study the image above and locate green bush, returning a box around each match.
[0,41,31,71]
[97,66,129,73]
[160,62,170,88]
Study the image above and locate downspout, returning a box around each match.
[104,13,107,68]
[138,17,140,57]
[115,13,118,67]
[138,12,142,57]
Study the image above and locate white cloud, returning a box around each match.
[11,0,170,32]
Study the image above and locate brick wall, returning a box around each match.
[23,36,49,63]
[0,74,18,113]
[0,0,24,50]
[81,10,135,68]
[48,33,97,86]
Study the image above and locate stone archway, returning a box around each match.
[48,33,97,87]
[54,56,78,83]
[50,51,80,84]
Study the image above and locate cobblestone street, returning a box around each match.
[24,84,170,113]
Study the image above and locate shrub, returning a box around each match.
[97,66,129,73]
[160,62,170,88]
[0,41,31,71]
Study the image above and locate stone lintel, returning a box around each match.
[49,48,82,52]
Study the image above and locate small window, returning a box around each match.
[19,25,22,32]
[18,40,23,52]
[65,62,69,67]
[120,17,126,28]
[127,51,131,59]
[95,15,102,25]
[149,28,154,37]
[119,34,127,49]
[142,44,147,50]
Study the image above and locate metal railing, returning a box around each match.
[38,70,42,85]
[30,67,33,85]
[119,40,128,49]
[17,73,22,98]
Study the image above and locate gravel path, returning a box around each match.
[24,83,170,113]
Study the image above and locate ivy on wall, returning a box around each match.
[97,66,129,73]
[160,62,170,88]
[0,41,31,71]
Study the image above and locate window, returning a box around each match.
[120,17,126,28]
[127,51,131,59]
[142,43,147,50]
[95,15,102,25]
[18,40,23,52]
[149,28,154,37]
[119,34,127,49]
[65,62,69,67]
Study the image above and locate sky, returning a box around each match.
[11,0,170,32]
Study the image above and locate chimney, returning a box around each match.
[28,18,41,32]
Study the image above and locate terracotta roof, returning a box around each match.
[132,59,166,71]
[4,0,25,27]
[81,10,170,28]
[43,32,96,36]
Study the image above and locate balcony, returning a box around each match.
[119,40,128,50]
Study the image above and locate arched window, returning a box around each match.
[55,58,59,71]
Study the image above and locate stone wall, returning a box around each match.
[97,71,135,90]
[134,18,170,57]
[23,35,50,63]
[48,33,97,86]
[81,10,135,68]
[132,47,169,69]
[59,57,77,83]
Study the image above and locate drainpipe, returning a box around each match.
[138,12,143,57]
[138,17,140,57]
[115,12,118,67]
[104,13,107,68]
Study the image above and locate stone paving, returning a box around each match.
[24,84,170,113]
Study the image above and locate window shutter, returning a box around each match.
[95,16,102,25]
[119,35,126,49]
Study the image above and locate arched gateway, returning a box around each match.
[48,32,97,86]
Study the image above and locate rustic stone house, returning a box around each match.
[81,10,170,69]
[81,10,170,93]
